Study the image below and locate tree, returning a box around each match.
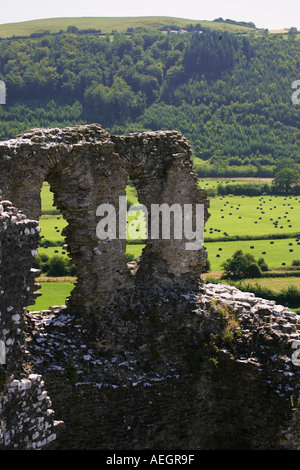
[288,27,298,41]
[165,65,185,87]
[221,250,262,279]
[275,157,297,173]
[47,255,68,277]
[273,167,299,193]
[67,26,79,34]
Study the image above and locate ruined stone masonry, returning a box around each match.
[1,124,300,450]
[0,201,57,448]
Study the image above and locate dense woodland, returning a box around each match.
[0,26,299,176]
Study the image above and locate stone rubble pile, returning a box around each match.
[196,282,300,400]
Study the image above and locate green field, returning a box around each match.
[205,237,300,271]
[39,181,300,267]
[197,177,273,188]
[39,215,67,242]
[41,179,300,242]
[204,194,300,239]
[41,183,59,214]
[29,282,75,312]
[28,180,300,311]
[0,16,255,39]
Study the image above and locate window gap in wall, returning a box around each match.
[27,181,76,312]
[126,178,147,272]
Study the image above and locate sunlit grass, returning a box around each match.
[205,237,300,271]
[205,194,300,239]
[27,281,75,311]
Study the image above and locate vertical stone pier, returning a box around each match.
[112,131,210,289]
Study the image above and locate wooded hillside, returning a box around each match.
[0,25,299,176]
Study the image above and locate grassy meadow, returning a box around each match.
[204,193,300,240]
[32,281,75,311]
[28,179,300,311]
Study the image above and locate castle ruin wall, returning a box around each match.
[1,125,300,450]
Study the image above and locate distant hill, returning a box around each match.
[0,19,298,178]
[0,16,257,38]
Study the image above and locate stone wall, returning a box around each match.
[24,282,300,450]
[1,124,300,450]
[0,198,57,449]
[0,124,209,331]
[112,132,209,289]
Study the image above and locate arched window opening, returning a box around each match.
[27,181,76,312]
[125,178,147,274]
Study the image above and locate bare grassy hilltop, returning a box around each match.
[0,15,258,38]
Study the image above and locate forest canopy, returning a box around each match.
[0,27,299,176]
